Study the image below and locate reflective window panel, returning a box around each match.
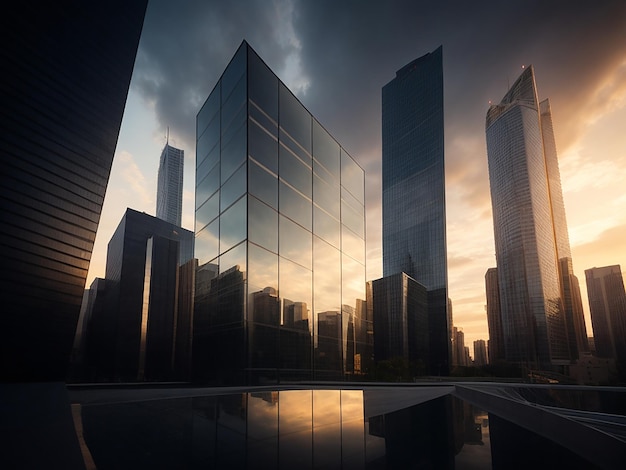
[195,219,219,265]
[278,214,312,270]
[312,119,340,177]
[340,149,364,204]
[220,163,246,212]
[279,181,311,232]
[249,119,278,175]
[196,159,219,209]
[220,195,247,254]
[279,83,311,153]
[248,196,278,253]
[248,159,278,210]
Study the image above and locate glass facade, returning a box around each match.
[486,66,576,368]
[0,1,148,382]
[381,46,449,375]
[193,42,370,384]
[156,143,185,226]
[367,273,429,376]
[585,265,626,364]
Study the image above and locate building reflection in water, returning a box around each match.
[77,385,622,469]
[79,389,490,469]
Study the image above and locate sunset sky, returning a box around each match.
[87,0,626,352]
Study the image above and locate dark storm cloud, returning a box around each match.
[133,0,625,214]
[133,0,301,148]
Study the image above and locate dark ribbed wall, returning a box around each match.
[0,1,147,381]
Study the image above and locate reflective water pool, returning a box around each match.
[71,384,625,469]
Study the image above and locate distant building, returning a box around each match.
[585,265,626,364]
[485,267,505,363]
[192,41,368,385]
[90,209,194,381]
[381,46,449,375]
[473,340,488,367]
[485,65,586,369]
[452,327,469,367]
[0,0,147,382]
[463,346,472,367]
[367,272,429,376]
[156,142,184,226]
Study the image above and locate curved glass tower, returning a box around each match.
[486,65,586,368]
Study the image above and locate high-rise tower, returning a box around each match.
[156,142,184,226]
[486,65,587,369]
[193,41,369,384]
[381,46,449,375]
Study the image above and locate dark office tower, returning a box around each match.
[382,46,449,375]
[585,266,626,364]
[452,327,468,367]
[486,65,586,369]
[193,41,368,385]
[70,278,106,381]
[367,273,430,377]
[93,209,194,382]
[485,267,505,363]
[0,1,147,382]
[473,340,488,367]
[156,143,185,226]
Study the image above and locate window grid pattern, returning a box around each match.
[194,42,369,383]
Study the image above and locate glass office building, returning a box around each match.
[367,272,429,376]
[381,46,449,375]
[0,1,147,382]
[193,41,370,384]
[585,265,626,365]
[156,143,185,226]
[486,65,585,368]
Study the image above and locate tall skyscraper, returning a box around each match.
[156,142,185,226]
[381,46,449,375]
[0,1,147,382]
[585,265,626,364]
[193,41,369,385]
[485,65,587,369]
